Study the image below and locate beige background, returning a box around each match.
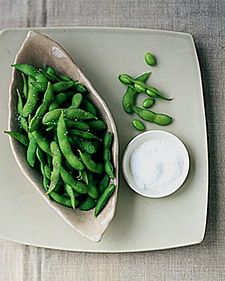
[0,0,225,280]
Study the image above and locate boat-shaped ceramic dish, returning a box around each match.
[8,30,119,242]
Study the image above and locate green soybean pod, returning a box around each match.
[78,150,103,174]
[99,174,110,195]
[105,161,114,179]
[12,63,38,77]
[88,183,99,199]
[83,98,98,116]
[132,105,172,125]
[74,82,86,93]
[60,166,88,194]
[27,132,37,167]
[57,113,84,171]
[17,89,28,132]
[21,73,28,99]
[4,130,29,146]
[144,52,157,66]
[72,136,97,154]
[58,74,71,82]
[22,77,39,118]
[65,120,90,131]
[29,82,54,132]
[49,91,74,111]
[122,72,151,114]
[65,184,76,209]
[103,132,113,149]
[87,120,107,131]
[70,129,100,141]
[49,192,73,208]
[32,131,51,156]
[46,141,61,194]
[52,81,74,92]
[94,184,116,216]
[142,97,154,108]
[36,147,49,192]
[71,93,83,108]
[78,170,89,185]
[79,197,96,211]
[132,119,145,131]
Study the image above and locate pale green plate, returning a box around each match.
[0,27,208,252]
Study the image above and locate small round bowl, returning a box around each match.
[122,130,190,198]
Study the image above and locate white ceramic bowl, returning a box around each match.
[122,130,190,198]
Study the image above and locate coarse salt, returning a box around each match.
[130,139,186,197]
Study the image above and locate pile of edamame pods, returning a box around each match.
[118,52,173,131]
[5,64,116,217]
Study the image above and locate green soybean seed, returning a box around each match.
[142,98,154,108]
[118,74,134,85]
[49,191,73,208]
[132,119,145,131]
[70,129,100,141]
[78,150,103,174]
[49,91,74,111]
[122,72,151,113]
[22,77,39,118]
[29,82,54,132]
[71,93,83,108]
[46,141,61,194]
[145,52,157,66]
[94,184,116,217]
[57,113,84,171]
[87,120,107,131]
[88,183,99,199]
[146,87,172,100]
[60,166,88,194]
[65,184,76,209]
[27,132,37,167]
[99,174,110,195]
[79,197,96,211]
[133,81,146,93]
[132,105,172,125]
[32,131,51,156]
[4,130,29,146]
[52,81,74,92]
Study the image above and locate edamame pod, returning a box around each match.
[132,105,172,125]
[46,141,61,194]
[29,82,54,132]
[94,184,116,216]
[4,130,29,146]
[60,166,88,194]
[57,113,84,171]
[27,132,37,167]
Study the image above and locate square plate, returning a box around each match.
[0,27,208,252]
